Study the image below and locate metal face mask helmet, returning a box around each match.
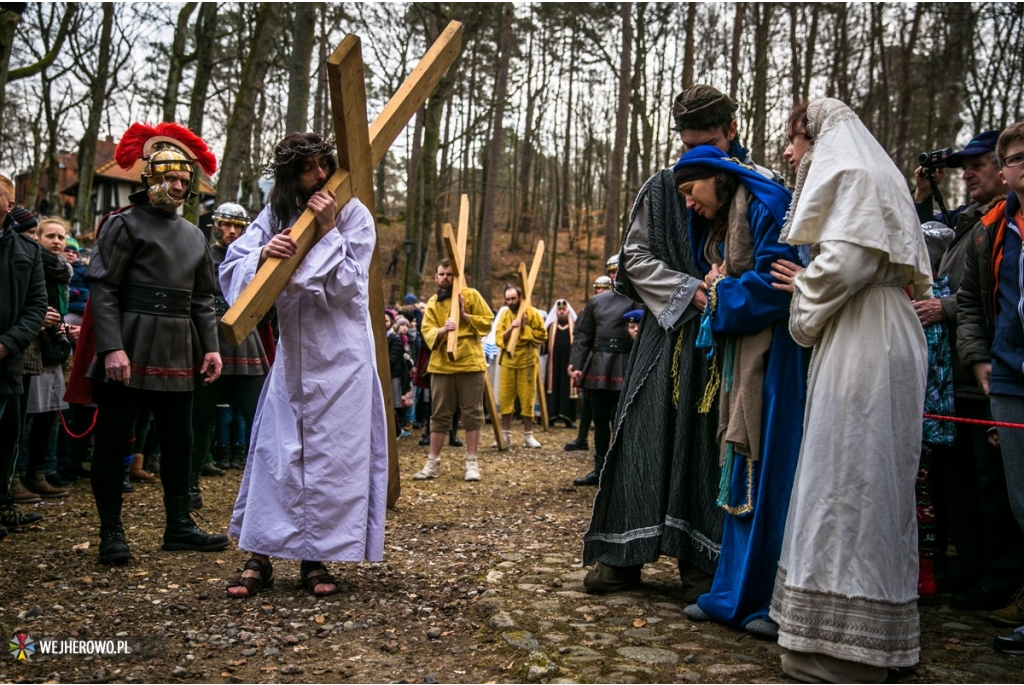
[211,202,250,243]
[144,144,194,210]
[114,121,217,212]
[593,275,613,292]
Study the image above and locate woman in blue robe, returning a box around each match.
[673,145,808,637]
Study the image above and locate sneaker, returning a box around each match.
[991,587,1024,627]
[412,456,440,480]
[464,458,480,482]
[523,433,542,449]
[399,430,411,439]
[993,625,1024,655]
[0,504,43,531]
[10,475,42,504]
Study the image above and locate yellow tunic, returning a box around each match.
[495,306,547,369]
[421,287,494,374]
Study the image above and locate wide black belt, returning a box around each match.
[593,336,632,354]
[121,283,193,318]
[214,295,229,315]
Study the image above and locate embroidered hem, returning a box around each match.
[770,567,920,669]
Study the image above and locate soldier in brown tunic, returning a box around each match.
[81,122,228,564]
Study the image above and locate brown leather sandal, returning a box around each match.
[226,558,274,598]
[300,560,339,597]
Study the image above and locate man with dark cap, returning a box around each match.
[582,84,783,598]
[911,129,1024,614]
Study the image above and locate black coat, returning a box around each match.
[0,226,47,393]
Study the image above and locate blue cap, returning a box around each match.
[623,309,644,324]
[946,130,1001,167]
[403,293,418,305]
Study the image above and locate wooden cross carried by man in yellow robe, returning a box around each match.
[221,21,463,506]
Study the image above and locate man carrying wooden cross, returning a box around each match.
[414,259,494,482]
[222,133,388,598]
[495,285,547,447]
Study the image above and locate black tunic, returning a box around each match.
[545,323,575,423]
[211,244,269,377]
[86,193,218,392]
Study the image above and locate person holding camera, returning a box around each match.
[913,130,1023,614]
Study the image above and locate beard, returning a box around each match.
[557,313,568,324]
[509,302,520,314]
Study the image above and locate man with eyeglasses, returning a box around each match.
[958,123,1024,647]
[912,130,1024,618]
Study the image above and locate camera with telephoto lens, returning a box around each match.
[919,148,952,168]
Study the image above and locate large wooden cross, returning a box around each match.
[503,240,544,358]
[221,22,463,507]
[441,194,505,451]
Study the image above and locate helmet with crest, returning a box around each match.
[115,122,217,210]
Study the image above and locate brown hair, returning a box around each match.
[0,174,13,202]
[996,122,1024,166]
[435,258,452,273]
[787,103,810,140]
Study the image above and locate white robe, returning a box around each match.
[221,198,388,562]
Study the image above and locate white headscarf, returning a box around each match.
[544,299,578,328]
[781,98,932,299]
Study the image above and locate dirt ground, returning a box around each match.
[1,428,1021,684]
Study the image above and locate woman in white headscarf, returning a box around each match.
[768,99,932,683]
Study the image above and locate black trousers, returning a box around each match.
[190,374,264,473]
[575,393,593,443]
[91,383,193,504]
[930,396,1024,592]
[588,389,620,471]
[0,392,22,505]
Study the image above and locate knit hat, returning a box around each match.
[672,84,737,132]
[64,236,81,251]
[395,316,410,328]
[403,293,418,305]
[10,205,37,233]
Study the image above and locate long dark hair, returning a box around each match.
[266,133,338,226]
[709,172,741,237]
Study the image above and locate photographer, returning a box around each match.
[913,129,1023,615]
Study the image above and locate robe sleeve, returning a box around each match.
[421,298,445,351]
[621,195,703,332]
[789,240,882,348]
[524,308,547,345]
[285,199,375,309]
[220,209,276,306]
[190,241,219,354]
[463,289,494,337]
[569,299,595,371]
[710,201,799,336]
[86,215,133,354]
[495,308,512,351]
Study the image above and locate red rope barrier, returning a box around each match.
[59,407,98,439]
[924,413,1024,430]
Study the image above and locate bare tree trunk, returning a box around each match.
[514,19,538,250]
[751,4,772,162]
[161,2,197,123]
[895,4,924,172]
[285,2,317,133]
[0,3,76,142]
[74,2,114,234]
[476,1,514,291]
[788,4,801,106]
[603,1,631,261]
[801,5,819,103]
[187,2,219,137]
[312,9,328,134]
[560,25,576,235]
[729,3,746,101]
[935,3,975,144]
[682,3,696,88]
[216,2,283,205]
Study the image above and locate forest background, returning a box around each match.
[1,2,1022,307]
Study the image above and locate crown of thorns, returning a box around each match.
[261,134,336,177]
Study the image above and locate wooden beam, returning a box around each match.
[535,363,549,432]
[221,20,463,347]
[484,371,504,451]
[443,194,469,362]
[504,239,544,357]
[325,34,400,508]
